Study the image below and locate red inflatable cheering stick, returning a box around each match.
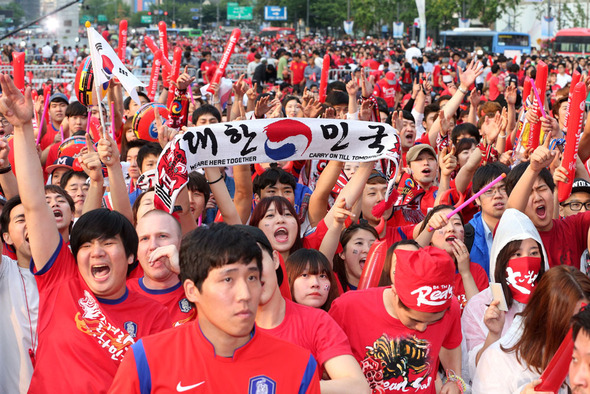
[563,70,581,131]
[12,51,25,94]
[147,50,162,102]
[117,20,128,63]
[318,55,330,103]
[557,81,587,203]
[358,239,388,290]
[158,21,169,60]
[207,29,241,95]
[528,61,548,150]
[166,47,183,109]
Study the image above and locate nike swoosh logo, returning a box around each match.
[176,381,205,392]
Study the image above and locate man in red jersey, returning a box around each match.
[127,209,196,327]
[110,223,321,393]
[290,52,307,94]
[0,74,170,394]
[330,247,463,393]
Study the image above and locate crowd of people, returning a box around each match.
[2,28,590,394]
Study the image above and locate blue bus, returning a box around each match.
[440,28,531,54]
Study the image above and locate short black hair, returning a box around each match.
[66,101,88,118]
[179,223,262,291]
[325,90,349,107]
[123,92,150,110]
[505,162,555,197]
[1,195,21,237]
[491,64,500,74]
[327,81,347,95]
[253,164,297,197]
[60,171,88,190]
[472,162,510,194]
[451,122,480,145]
[137,142,162,171]
[423,104,440,121]
[70,208,138,262]
[187,171,211,206]
[376,97,389,114]
[126,139,149,152]
[192,104,221,124]
[572,306,590,341]
[45,185,75,213]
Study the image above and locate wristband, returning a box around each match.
[498,133,506,139]
[458,85,468,94]
[207,173,224,185]
[445,370,467,394]
[0,165,12,174]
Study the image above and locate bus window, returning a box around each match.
[497,34,529,47]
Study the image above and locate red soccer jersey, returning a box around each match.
[454,262,489,311]
[109,322,321,393]
[373,79,398,109]
[258,299,353,371]
[200,60,218,83]
[540,211,590,268]
[290,61,307,85]
[29,238,171,393]
[127,277,197,327]
[329,287,462,393]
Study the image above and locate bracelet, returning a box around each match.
[0,165,12,174]
[446,369,467,394]
[498,133,506,139]
[207,173,224,185]
[458,85,469,94]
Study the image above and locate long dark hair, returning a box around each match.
[503,266,590,374]
[286,248,339,311]
[249,196,302,257]
[333,223,379,292]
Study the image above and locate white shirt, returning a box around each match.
[0,255,39,393]
[405,46,422,63]
[41,45,52,59]
[473,316,568,393]
[556,73,572,89]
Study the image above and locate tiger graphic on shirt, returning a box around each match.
[362,334,432,393]
[74,290,135,361]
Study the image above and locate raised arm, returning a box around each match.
[308,160,344,228]
[0,75,60,270]
[79,134,105,214]
[204,167,241,225]
[96,132,134,224]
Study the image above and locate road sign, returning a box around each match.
[264,6,287,21]
[192,16,199,20]
[140,15,152,23]
[190,8,199,12]
[97,14,108,22]
[227,6,253,20]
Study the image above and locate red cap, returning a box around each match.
[394,246,455,313]
[385,71,396,85]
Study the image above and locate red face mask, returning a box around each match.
[505,256,542,304]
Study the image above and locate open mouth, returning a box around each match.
[493,202,505,210]
[359,258,366,271]
[422,168,432,176]
[53,209,63,219]
[535,205,546,220]
[445,236,456,244]
[91,264,110,280]
[274,228,289,243]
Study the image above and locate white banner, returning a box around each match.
[415,0,426,47]
[154,118,401,213]
[343,20,354,35]
[541,16,555,38]
[393,22,404,38]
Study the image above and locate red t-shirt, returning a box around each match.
[29,238,171,393]
[329,287,462,393]
[373,79,398,109]
[200,60,218,83]
[488,75,501,101]
[127,277,197,328]
[383,224,416,249]
[290,61,307,85]
[109,322,321,393]
[258,299,353,372]
[40,125,59,151]
[540,211,590,268]
[454,262,489,311]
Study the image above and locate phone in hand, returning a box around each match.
[490,283,509,312]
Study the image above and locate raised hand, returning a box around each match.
[0,74,34,127]
[529,131,557,172]
[458,59,483,88]
[79,133,103,183]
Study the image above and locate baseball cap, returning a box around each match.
[394,246,455,313]
[49,92,69,105]
[406,144,436,163]
[572,178,590,195]
[385,71,396,85]
[45,156,76,174]
[410,40,417,45]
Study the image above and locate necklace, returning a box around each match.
[18,267,36,367]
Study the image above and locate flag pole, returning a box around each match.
[85,21,107,140]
